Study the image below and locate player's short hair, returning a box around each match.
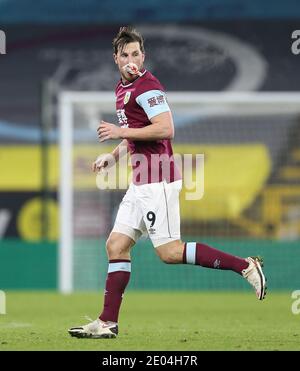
[113,26,145,54]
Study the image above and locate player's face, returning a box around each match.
[114,42,145,82]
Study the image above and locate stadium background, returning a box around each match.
[0,0,300,294]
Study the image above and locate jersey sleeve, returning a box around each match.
[134,77,170,120]
[135,89,170,120]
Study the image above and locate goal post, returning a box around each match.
[58,92,300,293]
[58,92,115,293]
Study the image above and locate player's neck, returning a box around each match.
[121,75,139,85]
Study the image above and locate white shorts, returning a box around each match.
[112,180,182,247]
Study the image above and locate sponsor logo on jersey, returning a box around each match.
[117,109,128,124]
[147,94,165,107]
[124,91,131,105]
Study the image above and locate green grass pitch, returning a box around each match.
[0,291,299,351]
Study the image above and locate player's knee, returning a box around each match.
[156,246,178,264]
[106,236,122,258]
[105,234,131,259]
[156,241,184,264]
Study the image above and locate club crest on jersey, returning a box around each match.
[124,92,131,105]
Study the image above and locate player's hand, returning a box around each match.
[92,154,112,173]
[123,63,142,76]
[97,120,122,142]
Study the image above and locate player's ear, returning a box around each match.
[142,53,145,63]
[113,54,118,64]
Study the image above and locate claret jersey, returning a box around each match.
[115,69,181,185]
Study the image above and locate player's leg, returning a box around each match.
[97,183,144,329]
[138,180,266,300]
[98,231,135,324]
[139,180,250,273]
[155,239,266,300]
[68,232,135,339]
[156,239,248,273]
[69,183,144,338]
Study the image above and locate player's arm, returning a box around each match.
[111,139,129,161]
[97,89,174,142]
[92,139,128,172]
[97,111,174,142]
[120,111,174,141]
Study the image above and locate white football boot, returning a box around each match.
[242,256,267,300]
[68,318,118,339]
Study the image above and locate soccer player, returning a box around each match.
[68,26,267,339]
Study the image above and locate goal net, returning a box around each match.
[58,92,300,293]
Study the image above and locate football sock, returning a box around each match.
[99,259,131,323]
[183,242,248,274]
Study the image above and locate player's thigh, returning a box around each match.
[136,180,182,247]
[113,183,145,239]
[106,231,135,259]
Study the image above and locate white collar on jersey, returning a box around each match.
[120,69,147,88]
